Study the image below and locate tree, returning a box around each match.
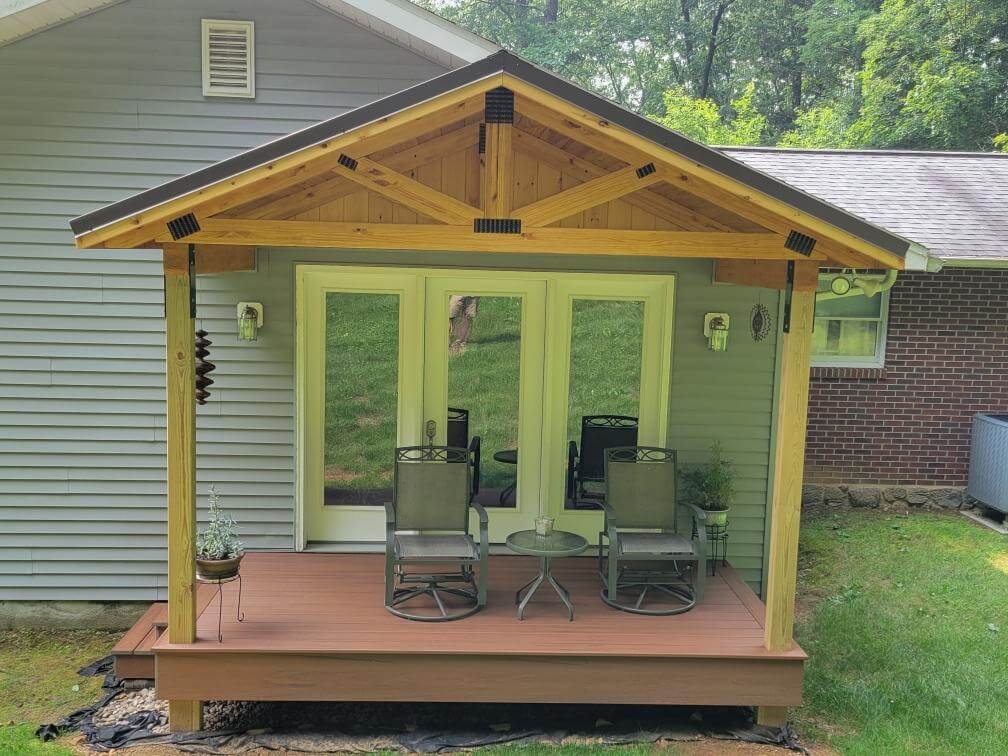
[656,82,767,145]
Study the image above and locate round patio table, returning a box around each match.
[506,529,588,621]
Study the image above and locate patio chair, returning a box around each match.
[384,444,488,621]
[566,415,639,509]
[447,407,469,448]
[598,446,707,615]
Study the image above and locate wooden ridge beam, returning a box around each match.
[334,153,481,225]
[511,163,662,227]
[229,124,481,221]
[75,80,497,249]
[511,127,731,231]
[510,86,901,270]
[156,218,818,260]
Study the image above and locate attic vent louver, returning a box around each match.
[474,218,521,234]
[167,213,200,240]
[202,19,255,98]
[785,230,817,256]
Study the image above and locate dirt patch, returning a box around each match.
[323,465,364,483]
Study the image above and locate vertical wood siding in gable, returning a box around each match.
[0,0,447,600]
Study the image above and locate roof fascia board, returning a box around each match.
[0,0,126,46]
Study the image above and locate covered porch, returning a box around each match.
[71,50,912,731]
[146,552,805,706]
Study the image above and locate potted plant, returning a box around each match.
[680,442,735,526]
[195,485,244,580]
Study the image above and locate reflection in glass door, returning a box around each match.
[543,277,674,541]
[424,276,547,542]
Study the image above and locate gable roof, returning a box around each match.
[0,0,498,66]
[725,147,1008,266]
[70,49,916,267]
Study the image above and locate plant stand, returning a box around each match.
[705,522,729,576]
[197,573,244,642]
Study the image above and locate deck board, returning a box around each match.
[152,552,804,707]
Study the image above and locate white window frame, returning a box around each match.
[201,19,255,99]
[811,283,890,369]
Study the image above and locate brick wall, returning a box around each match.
[805,267,1008,486]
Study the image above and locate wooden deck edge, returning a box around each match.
[156,651,804,707]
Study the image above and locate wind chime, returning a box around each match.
[195,329,216,405]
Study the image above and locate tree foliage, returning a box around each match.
[419,0,1008,150]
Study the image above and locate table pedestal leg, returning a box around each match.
[515,556,575,621]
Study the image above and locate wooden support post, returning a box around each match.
[757,261,817,728]
[163,244,202,732]
[481,121,513,216]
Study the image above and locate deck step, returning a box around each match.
[112,602,167,680]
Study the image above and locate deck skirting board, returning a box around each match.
[155,651,804,706]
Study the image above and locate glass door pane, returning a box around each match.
[565,298,645,508]
[424,276,547,542]
[543,276,674,541]
[298,267,423,545]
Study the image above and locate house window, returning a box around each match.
[202,19,255,98]
[811,274,889,368]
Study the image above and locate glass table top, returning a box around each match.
[506,529,588,557]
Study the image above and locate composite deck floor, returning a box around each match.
[152,552,806,706]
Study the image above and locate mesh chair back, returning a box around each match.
[579,415,639,481]
[604,447,677,529]
[447,407,469,449]
[393,446,471,531]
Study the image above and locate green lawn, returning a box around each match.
[793,509,1008,754]
[0,628,117,755]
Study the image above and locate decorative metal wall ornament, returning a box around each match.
[750,302,772,342]
[194,329,216,405]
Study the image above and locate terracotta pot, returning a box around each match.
[703,509,729,526]
[196,552,243,581]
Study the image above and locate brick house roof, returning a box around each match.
[724,147,1008,265]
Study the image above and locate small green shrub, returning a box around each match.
[679,442,735,511]
[196,485,243,559]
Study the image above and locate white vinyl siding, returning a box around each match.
[0,0,446,601]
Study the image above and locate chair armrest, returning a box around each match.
[683,503,709,525]
[469,500,489,526]
[599,500,618,528]
[384,501,396,525]
[566,440,578,503]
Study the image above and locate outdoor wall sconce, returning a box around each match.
[704,312,730,352]
[236,302,264,342]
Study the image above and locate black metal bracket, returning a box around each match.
[484,87,514,123]
[478,123,486,154]
[188,243,197,319]
[474,218,521,234]
[337,153,358,171]
[782,260,794,334]
[785,229,817,256]
[636,163,656,179]
[166,212,200,240]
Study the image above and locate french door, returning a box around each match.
[297,265,673,547]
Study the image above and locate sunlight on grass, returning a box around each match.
[988,551,1008,575]
[794,510,1008,754]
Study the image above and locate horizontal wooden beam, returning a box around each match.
[511,163,662,227]
[155,218,820,260]
[194,245,256,274]
[74,79,498,249]
[334,154,481,225]
[714,259,819,290]
[509,83,902,270]
[511,127,731,231]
